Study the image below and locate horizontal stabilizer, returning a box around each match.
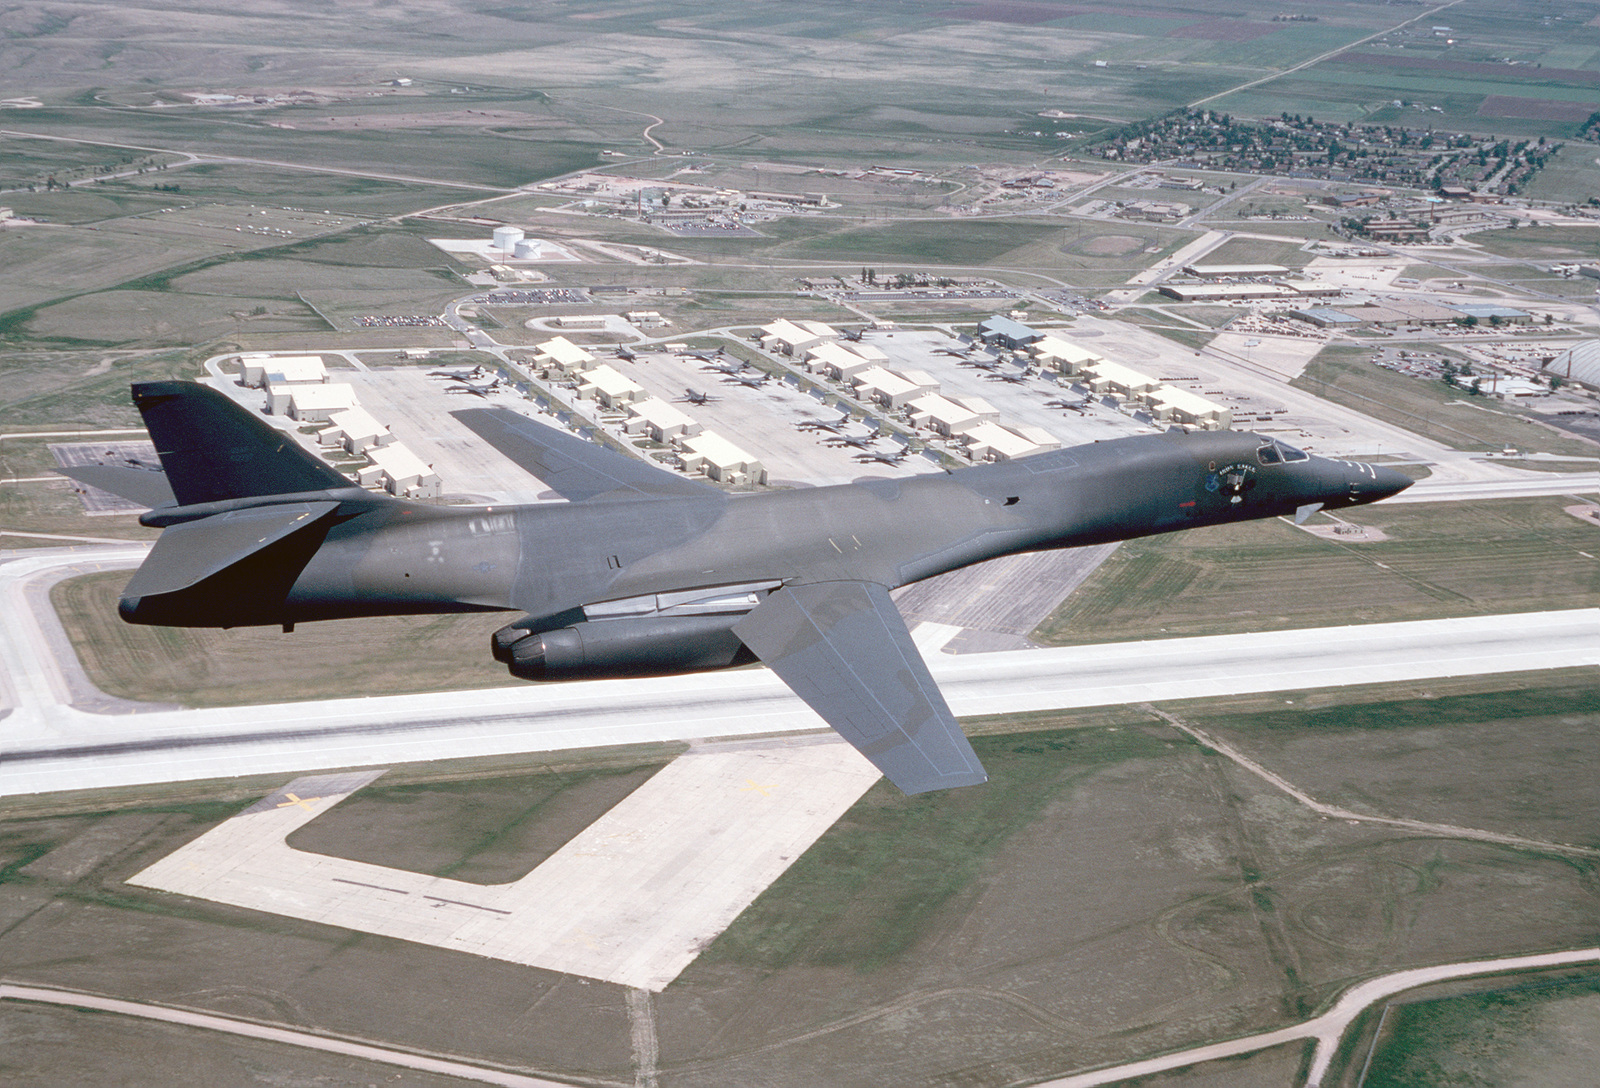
[132,382,350,506]
[57,464,177,509]
[733,580,988,795]
[453,407,721,502]
[123,501,338,598]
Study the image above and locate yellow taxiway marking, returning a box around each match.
[739,780,775,797]
[275,793,321,811]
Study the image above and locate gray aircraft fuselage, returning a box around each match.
[120,428,1409,632]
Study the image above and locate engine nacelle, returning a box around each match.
[499,614,755,680]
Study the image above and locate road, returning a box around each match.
[1,544,1595,796]
[1186,0,1468,109]
[1033,948,1600,1088]
[0,983,573,1088]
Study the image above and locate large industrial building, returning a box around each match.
[284,383,359,423]
[357,443,442,499]
[532,336,598,377]
[242,354,326,389]
[678,432,766,486]
[1545,341,1600,390]
[577,365,649,409]
[760,319,837,356]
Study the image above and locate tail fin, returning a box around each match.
[132,381,351,506]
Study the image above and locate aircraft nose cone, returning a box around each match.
[1370,465,1413,500]
[1348,463,1413,504]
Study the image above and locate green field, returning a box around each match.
[2,666,1592,1088]
[1361,974,1600,1087]
[1292,344,1600,458]
[1034,496,1600,646]
[52,570,516,706]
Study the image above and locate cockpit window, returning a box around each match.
[1278,442,1309,462]
[1256,444,1281,465]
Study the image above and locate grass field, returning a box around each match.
[1033,496,1600,646]
[1292,344,1600,457]
[2,647,1593,1087]
[52,570,516,706]
[1200,236,1314,268]
[1470,225,1600,264]
[1362,974,1600,1087]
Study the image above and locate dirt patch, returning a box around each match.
[1073,234,1147,257]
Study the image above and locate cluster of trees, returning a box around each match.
[858,269,956,288]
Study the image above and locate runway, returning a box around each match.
[2,546,1594,797]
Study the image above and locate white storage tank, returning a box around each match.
[492,225,524,252]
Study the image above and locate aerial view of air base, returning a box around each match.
[1,1,1598,1085]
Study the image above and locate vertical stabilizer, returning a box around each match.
[132,381,351,506]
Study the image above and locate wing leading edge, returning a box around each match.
[733,581,988,795]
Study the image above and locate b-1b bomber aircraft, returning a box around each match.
[70,382,1411,795]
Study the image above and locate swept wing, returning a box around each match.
[453,407,721,502]
[734,581,987,794]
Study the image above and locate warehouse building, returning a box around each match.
[1030,335,1106,374]
[319,407,395,454]
[243,354,326,389]
[1543,341,1600,390]
[805,340,881,382]
[906,392,1000,437]
[760,319,836,356]
[358,442,441,499]
[576,365,649,409]
[1448,303,1533,326]
[283,383,358,422]
[677,432,766,486]
[852,366,939,409]
[532,336,597,377]
[624,398,703,443]
[1147,386,1232,430]
[1286,307,1366,329]
[976,315,1042,350]
[960,421,1061,462]
[1183,263,1291,278]
[1080,361,1160,401]
[1158,283,1303,302]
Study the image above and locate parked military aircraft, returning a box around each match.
[430,366,488,381]
[825,427,886,451]
[702,359,749,377]
[795,414,852,434]
[76,382,1411,796]
[681,388,717,406]
[722,371,771,388]
[854,446,912,466]
[1045,397,1089,414]
[613,346,639,363]
[446,376,504,398]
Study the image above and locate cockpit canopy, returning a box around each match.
[1256,440,1309,466]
